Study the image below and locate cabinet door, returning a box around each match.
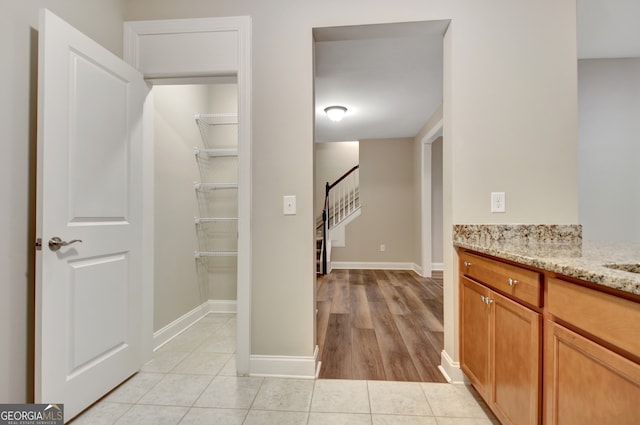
[544,321,640,425]
[460,276,492,400]
[492,291,541,425]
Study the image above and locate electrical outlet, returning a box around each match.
[380,244,386,252]
[491,192,506,213]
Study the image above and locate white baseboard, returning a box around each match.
[330,262,441,273]
[439,349,466,384]
[153,299,237,351]
[208,299,237,313]
[331,261,418,271]
[249,345,319,379]
[153,301,318,379]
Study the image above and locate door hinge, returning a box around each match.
[35,237,42,251]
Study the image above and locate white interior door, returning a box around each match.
[35,9,150,421]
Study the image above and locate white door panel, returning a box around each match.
[35,9,149,422]
[68,253,128,372]
[69,51,130,222]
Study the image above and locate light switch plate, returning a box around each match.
[283,195,296,215]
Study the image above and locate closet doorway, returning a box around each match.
[151,83,239,336]
[124,16,252,376]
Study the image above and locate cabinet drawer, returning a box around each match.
[547,277,640,358]
[460,252,542,307]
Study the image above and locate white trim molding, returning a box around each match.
[249,346,319,379]
[439,349,466,384]
[421,117,443,279]
[208,299,237,314]
[153,300,237,351]
[331,261,441,279]
[124,15,252,375]
[331,261,420,271]
[124,16,247,79]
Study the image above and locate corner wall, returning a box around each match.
[152,85,206,330]
[578,58,640,242]
[331,138,417,264]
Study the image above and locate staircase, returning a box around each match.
[316,165,361,274]
[315,220,326,275]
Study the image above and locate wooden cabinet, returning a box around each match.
[462,251,543,308]
[460,276,491,400]
[544,321,640,425]
[544,278,640,424]
[460,256,541,425]
[546,277,640,358]
[459,249,640,425]
[493,290,541,425]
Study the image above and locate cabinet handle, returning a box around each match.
[480,295,493,305]
[507,277,519,287]
[463,261,472,268]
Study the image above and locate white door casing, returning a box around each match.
[421,119,443,277]
[35,9,151,421]
[124,16,252,376]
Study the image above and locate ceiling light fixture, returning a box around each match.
[324,106,347,122]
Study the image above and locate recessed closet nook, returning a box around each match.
[152,83,238,331]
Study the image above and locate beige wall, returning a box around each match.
[0,0,126,403]
[578,58,640,242]
[1,0,580,400]
[153,85,205,329]
[314,141,359,221]
[152,84,239,330]
[332,138,417,263]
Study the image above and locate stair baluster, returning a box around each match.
[319,165,360,274]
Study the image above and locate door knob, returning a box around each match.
[48,237,82,252]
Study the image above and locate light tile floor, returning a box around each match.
[71,314,498,425]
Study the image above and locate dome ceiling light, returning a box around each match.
[324,105,348,122]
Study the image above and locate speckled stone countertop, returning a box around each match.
[453,224,640,296]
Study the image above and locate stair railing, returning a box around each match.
[321,165,359,274]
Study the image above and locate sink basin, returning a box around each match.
[602,263,640,274]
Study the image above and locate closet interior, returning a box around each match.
[152,83,238,330]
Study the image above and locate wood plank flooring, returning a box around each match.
[316,269,447,382]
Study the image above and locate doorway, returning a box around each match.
[151,83,239,335]
[124,16,252,376]
[313,20,447,382]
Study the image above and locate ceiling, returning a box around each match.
[313,0,640,144]
[313,21,447,143]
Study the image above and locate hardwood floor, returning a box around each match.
[316,269,447,382]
